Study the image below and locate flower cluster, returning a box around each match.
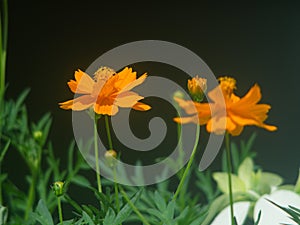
[174,76,277,136]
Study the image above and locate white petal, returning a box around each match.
[211,201,250,225]
[254,190,300,225]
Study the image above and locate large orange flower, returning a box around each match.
[59,67,151,115]
[174,77,277,136]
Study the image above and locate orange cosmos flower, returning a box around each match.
[59,67,151,116]
[174,76,277,136]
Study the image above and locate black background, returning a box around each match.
[4,1,300,193]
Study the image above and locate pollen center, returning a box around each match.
[218,76,236,97]
[94,66,116,82]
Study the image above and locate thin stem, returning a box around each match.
[225,132,235,225]
[177,122,184,178]
[173,124,200,201]
[24,170,37,220]
[94,117,102,193]
[0,165,2,205]
[120,187,150,225]
[105,115,113,149]
[0,0,8,96]
[113,168,120,212]
[57,197,63,224]
[104,116,120,213]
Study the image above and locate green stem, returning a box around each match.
[105,115,113,149]
[57,197,63,224]
[173,124,200,201]
[225,132,235,225]
[113,168,120,212]
[104,115,120,213]
[120,187,150,225]
[0,0,8,96]
[0,165,2,205]
[94,117,102,193]
[24,170,37,220]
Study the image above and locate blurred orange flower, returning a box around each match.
[59,67,151,116]
[174,76,277,136]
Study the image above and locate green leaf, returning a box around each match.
[260,172,283,187]
[165,200,175,220]
[67,141,75,174]
[213,172,246,194]
[0,174,7,183]
[201,194,229,225]
[231,142,240,173]
[114,188,143,224]
[82,211,95,225]
[71,175,91,188]
[254,210,262,225]
[295,169,300,194]
[131,161,145,185]
[238,157,254,190]
[0,205,8,225]
[103,208,116,225]
[64,194,82,214]
[252,170,270,195]
[0,138,10,162]
[154,191,167,212]
[30,199,54,225]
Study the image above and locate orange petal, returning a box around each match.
[173,115,199,124]
[174,97,198,114]
[59,99,74,110]
[228,123,244,136]
[208,85,225,103]
[59,95,95,111]
[207,117,226,134]
[68,70,95,94]
[94,104,119,116]
[238,84,262,105]
[114,67,137,90]
[260,124,277,131]
[120,73,147,92]
[132,102,151,111]
[207,116,239,135]
[114,91,144,107]
[230,103,272,125]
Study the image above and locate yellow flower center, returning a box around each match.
[218,76,236,98]
[94,66,115,82]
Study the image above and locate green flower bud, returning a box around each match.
[52,181,65,197]
[33,131,43,141]
[187,76,207,102]
[105,150,117,168]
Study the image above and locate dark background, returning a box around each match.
[4,1,300,190]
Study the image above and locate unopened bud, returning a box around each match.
[187,76,207,102]
[33,131,43,141]
[52,181,65,197]
[105,150,117,167]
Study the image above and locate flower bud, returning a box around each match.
[52,181,65,197]
[187,76,207,102]
[105,150,117,167]
[33,131,43,141]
